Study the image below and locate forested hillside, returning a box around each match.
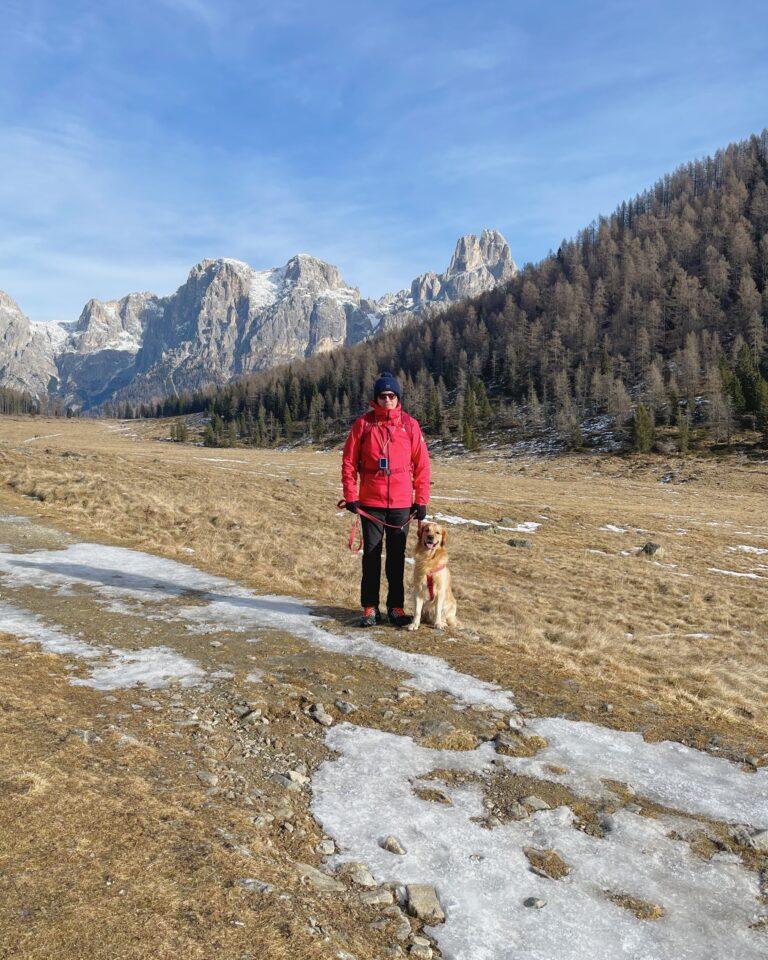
[135,130,768,451]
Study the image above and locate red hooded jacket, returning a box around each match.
[341,402,431,508]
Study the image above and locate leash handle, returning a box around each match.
[338,498,415,553]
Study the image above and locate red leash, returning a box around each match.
[337,499,416,553]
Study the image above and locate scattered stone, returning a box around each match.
[406,884,445,924]
[341,862,377,888]
[270,773,302,792]
[294,862,345,893]
[360,888,395,907]
[523,896,546,909]
[508,801,529,820]
[420,719,455,740]
[384,904,413,940]
[335,699,358,715]
[209,640,222,648]
[381,835,407,855]
[521,795,550,812]
[237,878,274,894]
[308,703,334,727]
[317,838,336,856]
[196,770,219,787]
[523,847,570,880]
[507,538,533,548]
[640,542,664,557]
[70,728,101,744]
[751,829,768,852]
[409,945,432,959]
[286,769,309,786]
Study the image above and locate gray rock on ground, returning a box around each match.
[308,702,334,726]
[380,835,407,855]
[294,861,345,893]
[406,884,446,924]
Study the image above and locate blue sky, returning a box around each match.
[2,0,767,321]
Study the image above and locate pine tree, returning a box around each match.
[631,403,655,453]
[677,410,690,455]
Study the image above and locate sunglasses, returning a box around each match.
[378,392,397,400]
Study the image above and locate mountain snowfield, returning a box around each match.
[0,512,766,960]
[0,229,517,410]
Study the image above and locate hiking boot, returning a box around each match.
[388,607,412,628]
[359,606,381,627]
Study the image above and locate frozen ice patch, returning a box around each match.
[312,724,766,960]
[73,646,205,691]
[729,545,768,556]
[0,540,513,710]
[0,600,99,658]
[600,524,628,533]
[525,717,768,827]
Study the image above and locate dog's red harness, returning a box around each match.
[426,564,447,601]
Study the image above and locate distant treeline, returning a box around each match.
[119,130,768,450]
[0,385,40,416]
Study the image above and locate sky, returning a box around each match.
[2,0,767,322]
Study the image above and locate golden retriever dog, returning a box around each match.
[407,521,458,631]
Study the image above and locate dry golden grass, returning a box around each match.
[0,636,395,960]
[1,414,767,756]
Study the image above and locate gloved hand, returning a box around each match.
[345,500,359,514]
[412,503,427,522]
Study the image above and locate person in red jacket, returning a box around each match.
[341,372,431,627]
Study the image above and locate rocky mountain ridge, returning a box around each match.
[0,229,516,409]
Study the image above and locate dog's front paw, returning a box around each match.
[407,622,420,631]
[434,620,447,631]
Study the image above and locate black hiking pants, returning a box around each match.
[359,506,412,609]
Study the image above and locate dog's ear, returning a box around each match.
[440,526,447,548]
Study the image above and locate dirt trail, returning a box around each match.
[1,512,767,960]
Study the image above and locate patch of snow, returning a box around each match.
[430,512,490,528]
[73,646,205,690]
[0,600,99,658]
[198,457,249,464]
[248,266,285,311]
[501,521,541,534]
[707,568,767,581]
[429,513,540,534]
[599,524,628,533]
[0,598,204,690]
[22,434,61,443]
[729,545,768,556]
[313,724,767,960]
[525,717,768,827]
[0,539,514,710]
